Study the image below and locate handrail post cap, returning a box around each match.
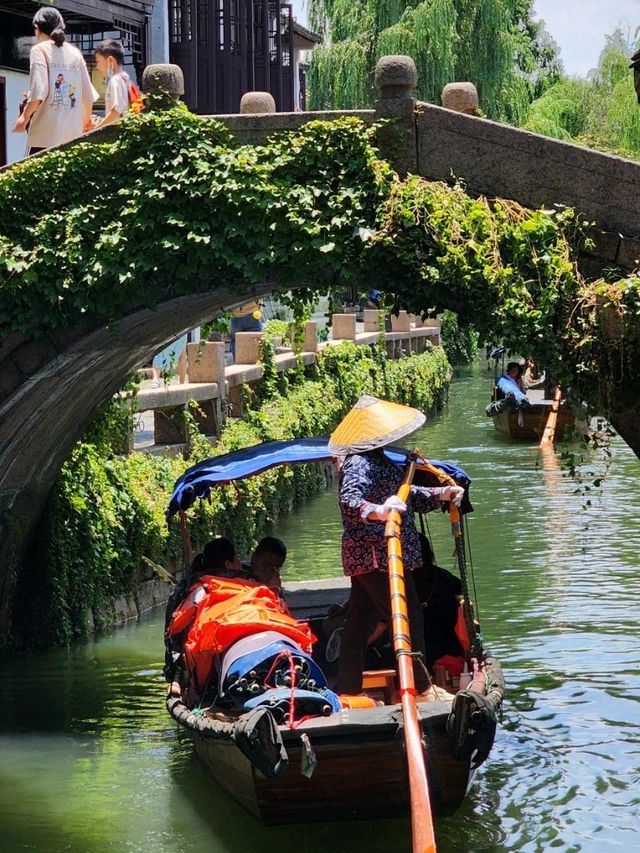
[142,64,185,98]
[375,55,418,100]
[239,91,277,114]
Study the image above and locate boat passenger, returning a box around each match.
[496,362,529,404]
[413,534,464,670]
[240,536,287,593]
[522,357,540,388]
[163,537,241,680]
[328,395,464,697]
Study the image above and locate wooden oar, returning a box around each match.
[539,385,562,448]
[385,455,437,853]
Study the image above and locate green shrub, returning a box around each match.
[439,310,479,365]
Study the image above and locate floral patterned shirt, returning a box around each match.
[338,450,443,577]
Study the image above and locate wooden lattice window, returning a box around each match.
[170,0,192,44]
[268,0,279,64]
[216,0,225,51]
[198,0,209,45]
[229,0,241,55]
[253,0,265,55]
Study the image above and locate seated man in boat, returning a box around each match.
[240,536,287,594]
[412,534,464,670]
[496,361,530,406]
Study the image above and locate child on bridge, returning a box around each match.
[92,39,132,129]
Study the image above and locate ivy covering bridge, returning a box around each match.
[0,103,639,648]
[1,108,638,453]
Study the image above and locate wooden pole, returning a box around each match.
[179,510,194,576]
[540,385,562,448]
[385,456,437,853]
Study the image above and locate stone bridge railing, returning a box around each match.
[134,311,440,447]
[212,59,640,273]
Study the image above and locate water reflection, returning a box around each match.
[1,361,639,851]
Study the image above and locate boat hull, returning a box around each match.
[189,703,471,824]
[491,404,574,441]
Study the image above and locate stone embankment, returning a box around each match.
[132,311,440,448]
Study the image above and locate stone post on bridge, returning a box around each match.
[239,92,276,114]
[374,55,418,176]
[441,82,481,116]
[141,64,185,109]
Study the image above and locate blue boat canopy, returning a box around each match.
[167,437,472,520]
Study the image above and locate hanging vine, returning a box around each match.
[1,107,639,453]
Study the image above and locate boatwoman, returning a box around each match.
[328,395,464,696]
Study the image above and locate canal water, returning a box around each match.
[1,361,639,852]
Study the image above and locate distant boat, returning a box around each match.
[487,389,575,441]
[486,348,574,442]
[163,439,505,830]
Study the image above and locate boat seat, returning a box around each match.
[362,669,396,704]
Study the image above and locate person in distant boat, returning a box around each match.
[163,537,241,680]
[496,361,530,405]
[329,395,465,697]
[413,534,464,670]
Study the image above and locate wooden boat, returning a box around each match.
[164,438,505,829]
[167,634,504,823]
[488,389,575,441]
[486,348,574,442]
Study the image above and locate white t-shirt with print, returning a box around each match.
[105,72,130,118]
[27,41,98,149]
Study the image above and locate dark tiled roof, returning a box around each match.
[292,19,322,46]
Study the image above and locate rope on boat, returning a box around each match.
[415,458,483,660]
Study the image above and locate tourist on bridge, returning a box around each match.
[92,39,133,129]
[13,7,97,155]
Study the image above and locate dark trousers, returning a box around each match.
[337,569,428,694]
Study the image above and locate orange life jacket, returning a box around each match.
[182,583,316,690]
[167,575,260,638]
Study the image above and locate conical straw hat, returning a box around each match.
[328,395,425,455]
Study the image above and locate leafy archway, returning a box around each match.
[1,107,638,456]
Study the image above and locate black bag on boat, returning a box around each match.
[446,689,498,768]
[233,706,289,778]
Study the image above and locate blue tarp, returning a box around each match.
[167,437,471,519]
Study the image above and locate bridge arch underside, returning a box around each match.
[0,285,279,641]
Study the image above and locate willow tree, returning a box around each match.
[307,0,561,121]
[525,29,640,160]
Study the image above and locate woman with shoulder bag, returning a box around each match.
[13,7,97,156]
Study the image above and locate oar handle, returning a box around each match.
[385,453,437,853]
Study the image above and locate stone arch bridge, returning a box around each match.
[1,58,640,642]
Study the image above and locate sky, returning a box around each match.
[534,0,639,77]
[290,0,640,80]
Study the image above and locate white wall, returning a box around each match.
[148,1,169,64]
[2,67,30,165]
